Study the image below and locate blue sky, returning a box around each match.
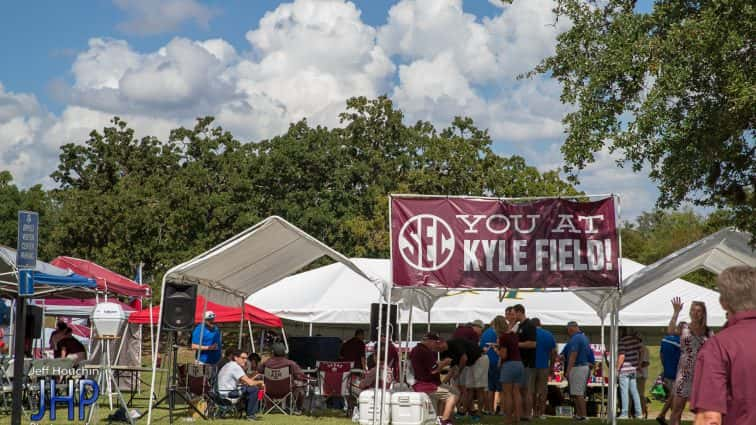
[0,0,659,220]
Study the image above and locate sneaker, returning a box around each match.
[656,417,668,425]
[539,415,548,420]
[470,414,481,422]
[618,416,630,420]
[574,416,587,421]
[245,416,261,421]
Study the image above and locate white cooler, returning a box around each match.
[390,392,436,425]
[358,389,391,425]
[91,302,127,337]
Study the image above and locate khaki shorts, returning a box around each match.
[459,356,489,389]
[524,367,537,392]
[534,368,550,395]
[428,384,460,405]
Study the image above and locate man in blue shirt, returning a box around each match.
[191,311,222,368]
[656,323,682,425]
[532,318,556,419]
[565,321,591,421]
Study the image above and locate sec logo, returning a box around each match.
[398,214,455,271]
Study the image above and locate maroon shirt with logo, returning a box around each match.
[690,310,756,425]
[452,325,479,344]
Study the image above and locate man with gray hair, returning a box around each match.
[690,266,756,425]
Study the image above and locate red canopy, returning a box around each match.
[51,256,150,298]
[128,295,282,328]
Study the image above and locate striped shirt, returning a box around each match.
[618,335,642,375]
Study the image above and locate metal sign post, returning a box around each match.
[12,211,38,425]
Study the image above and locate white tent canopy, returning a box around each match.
[619,228,755,309]
[249,258,726,327]
[163,216,381,306]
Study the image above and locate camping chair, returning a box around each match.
[316,361,353,414]
[263,366,294,415]
[206,374,243,419]
[0,356,12,413]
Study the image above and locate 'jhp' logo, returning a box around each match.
[31,379,99,421]
[399,214,455,271]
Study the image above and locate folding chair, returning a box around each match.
[206,374,242,419]
[317,361,353,414]
[263,366,293,415]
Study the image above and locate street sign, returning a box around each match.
[16,210,38,270]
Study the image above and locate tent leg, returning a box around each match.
[281,326,289,353]
[608,301,619,425]
[600,319,606,421]
[427,310,431,332]
[308,323,313,337]
[371,286,386,425]
[197,297,209,362]
[147,273,169,424]
[379,286,393,425]
[248,321,255,353]
[239,297,245,349]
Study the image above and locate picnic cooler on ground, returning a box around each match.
[358,389,391,425]
[390,392,436,425]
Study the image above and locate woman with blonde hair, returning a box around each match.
[480,315,508,414]
[665,297,713,425]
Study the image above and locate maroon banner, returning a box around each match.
[390,196,619,289]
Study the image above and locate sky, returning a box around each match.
[0,0,660,221]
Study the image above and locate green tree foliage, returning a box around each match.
[6,97,577,294]
[529,0,755,239]
[621,209,731,289]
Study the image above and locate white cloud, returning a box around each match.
[114,0,218,35]
[0,0,661,218]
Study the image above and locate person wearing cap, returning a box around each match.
[191,310,222,367]
[452,320,483,345]
[409,333,459,425]
[565,321,591,421]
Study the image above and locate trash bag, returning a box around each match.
[650,382,667,401]
[107,407,130,423]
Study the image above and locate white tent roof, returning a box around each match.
[163,216,380,305]
[619,228,755,309]
[249,257,726,327]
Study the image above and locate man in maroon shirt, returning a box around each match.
[340,329,366,369]
[452,320,483,344]
[410,333,458,425]
[690,266,756,425]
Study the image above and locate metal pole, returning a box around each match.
[600,318,606,420]
[11,291,27,425]
[8,299,14,355]
[371,283,385,425]
[238,297,245,349]
[248,321,255,353]
[378,286,393,425]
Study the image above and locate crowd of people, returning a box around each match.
[177,265,756,424]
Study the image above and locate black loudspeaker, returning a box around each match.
[25,305,43,339]
[162,282,197,331]
[288,336,342,369]
[370,303,398,341]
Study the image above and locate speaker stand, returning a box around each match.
[151,332,207,424]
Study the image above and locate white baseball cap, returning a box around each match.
[204,311,216,320]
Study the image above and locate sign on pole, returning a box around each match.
[17,211,38,296]
[391,196,620,289]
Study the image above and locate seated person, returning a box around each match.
[247,353,261,374]
[351,355,378,399]
[217,349,264,420]
[257,343,307,413]
[57,328,87,365]
[410,333,459,425]
[50,321,69,358]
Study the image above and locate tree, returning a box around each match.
[529,0,755,239]
[0,171,53,258]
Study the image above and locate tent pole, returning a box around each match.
[371,283,385,425]
[427,310,431,332]
[403,302,414,384]
[147,271,171,424]
[7,299,13,355]
[609,300,619,425]
[197,296,209,363]
[238,297,245,349]
[379,284,393,425]
[309,323,313,336]
[248,321,255,353]
[396,306,403,386]
[600,318,606,420]
[281,326,289,353]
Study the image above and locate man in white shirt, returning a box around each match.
[216,349,264,420]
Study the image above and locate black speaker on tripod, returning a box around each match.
[25,305,43,339]
[161,282,197,331]
[370,303,398,341]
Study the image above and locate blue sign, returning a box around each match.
[16,211,38,270]
[18,270,33,297]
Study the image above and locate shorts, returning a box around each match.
[568,365,590,396]
[488,365,502,392]
[523,367,536,392]
[534,368,550,396]
[459,356,489,389]
[499,361,524,385]
[428,384,460,406]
